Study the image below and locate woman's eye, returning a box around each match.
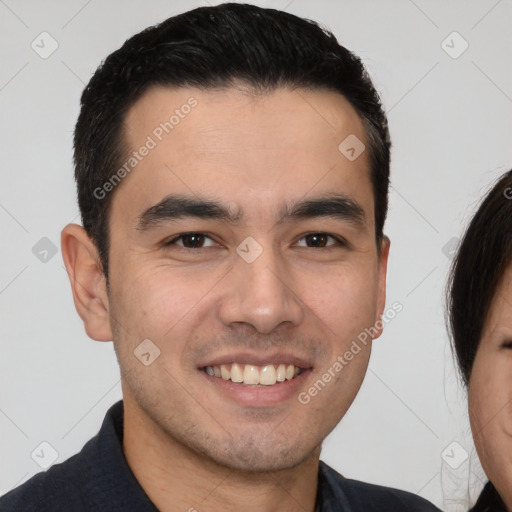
[165,233,217,249]
[295,233,344,248]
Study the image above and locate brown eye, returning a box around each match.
[180,234,206,248]
[296,233,344,248]
[307,233,328,247]
[164,233,217,249]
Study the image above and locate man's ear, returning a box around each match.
[373,235,390,340]
[61,224,113,341]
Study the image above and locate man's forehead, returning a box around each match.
[120,86,369,182]
[123,84,366,142]
[113,85,373,225]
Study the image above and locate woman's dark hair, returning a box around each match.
[74,2,391,279]
[447,170,512,385]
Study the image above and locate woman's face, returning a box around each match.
[469,266,512,509]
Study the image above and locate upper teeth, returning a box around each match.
[204,363,301,386]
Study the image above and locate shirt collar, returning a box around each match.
[82,400,159,511]
[316,459,353,511]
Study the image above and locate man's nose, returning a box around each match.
[217,245,304,335]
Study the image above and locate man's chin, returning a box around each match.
[194,437,320,474]
[125,388,322,473]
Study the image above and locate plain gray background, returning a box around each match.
[1,1,511,510]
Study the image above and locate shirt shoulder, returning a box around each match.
[319,461,441,512]
[340,478,441,511]
[0,401,157,512]
[0,449,95,511]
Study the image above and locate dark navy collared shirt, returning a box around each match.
[0,400,441,511]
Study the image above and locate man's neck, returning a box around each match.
[122,398,320,512]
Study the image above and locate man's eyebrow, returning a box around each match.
[136,193,366,230]
[137,194,242,230]
[278,193,366,226]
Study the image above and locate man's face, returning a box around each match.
[105,85,388,471]
[469,266,512,508]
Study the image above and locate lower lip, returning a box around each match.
[200,369,312,407]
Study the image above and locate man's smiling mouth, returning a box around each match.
[203,363,303,386]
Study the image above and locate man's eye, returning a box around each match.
[295,233,345,248]
[164,233,217,249]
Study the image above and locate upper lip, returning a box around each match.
[197,352,313,369]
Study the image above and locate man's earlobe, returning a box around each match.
[61,224,113,341]
[374,235,390,340]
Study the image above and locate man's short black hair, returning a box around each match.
[74,2,391,280]
[447,169,512,385]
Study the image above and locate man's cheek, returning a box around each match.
[323,288,377,336]
[123,274,199,321]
